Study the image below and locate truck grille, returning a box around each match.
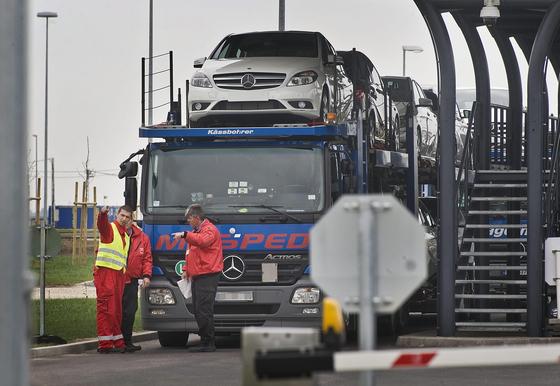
[213,72,286,90]
[212,100,286,111]
[155,252,307,286]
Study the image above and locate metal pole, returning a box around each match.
[39,15,51,337]
[414,0,457,336]
[148,0,153,126]
[402,48,406,76]
[358,201,376,386]
[526,0,560,337]
[0,0,29,383]
[279,0,285,31]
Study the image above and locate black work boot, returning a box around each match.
[125,342,142,352]
[188,340,216,352]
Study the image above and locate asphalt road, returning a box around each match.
[31,336,560,386]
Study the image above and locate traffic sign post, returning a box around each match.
[311,195,427,386]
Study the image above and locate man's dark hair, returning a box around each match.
[118,205,134,214]
[185,204,205,220]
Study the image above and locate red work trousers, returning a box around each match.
[93,266,125,349]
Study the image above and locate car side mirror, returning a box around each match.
[124,177,138,211]
[417,97,433,108]
[118,161,138,179]
[193,57,207,68]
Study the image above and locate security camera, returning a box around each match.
[480,0,500,26]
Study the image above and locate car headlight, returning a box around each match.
[287,71,318,87]
[291,287,321,304]
[191,72,213,88]
[148,288,176,305]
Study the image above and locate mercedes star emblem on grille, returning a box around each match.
[222,255,245,280]
[241,73,256,89]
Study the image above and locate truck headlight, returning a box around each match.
[148,288,176,305]
[291,287,320,304]
[191,72,213,88]
[287,71,318,87]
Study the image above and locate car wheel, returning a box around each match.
[319,89,330,123]
[157,331,189,347]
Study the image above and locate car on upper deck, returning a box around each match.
[188,31,353,127]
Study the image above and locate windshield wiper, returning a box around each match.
[148,204,220,223]
[229,204,302,223]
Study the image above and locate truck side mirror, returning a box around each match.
[417,97,433,108]
[462,109,471,120]
[193,57,207,68]
[124,177,138,211]
[118,161,138,179]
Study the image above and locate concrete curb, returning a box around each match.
[397,330,560,348]
[31,331,158,358]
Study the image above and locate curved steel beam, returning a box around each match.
[490,27,524,169]
[414,0,457,337]
[526,0,560,337]
[453,14,492,170]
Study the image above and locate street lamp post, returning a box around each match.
[402,45,424,76]
[37,11,57,339]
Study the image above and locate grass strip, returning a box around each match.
[31,298,142,344]
[31,255,95,286]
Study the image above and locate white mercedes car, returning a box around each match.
[188,31,352,127]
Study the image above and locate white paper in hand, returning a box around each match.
[177,278,192,299]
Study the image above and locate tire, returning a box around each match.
[319,89,330,123]
[157,331,189,348]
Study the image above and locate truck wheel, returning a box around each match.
[157,331,189,347]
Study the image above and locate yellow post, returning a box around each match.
[72,182,78,264]
[79,182,87,264]
[93,186,98,245]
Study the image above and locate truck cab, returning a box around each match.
[134,126,356,346]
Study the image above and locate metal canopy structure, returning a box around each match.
[414,0,560,337]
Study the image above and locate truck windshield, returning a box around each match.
[146,146,325,215]
[211,33,318,59]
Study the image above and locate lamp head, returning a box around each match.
[402,45,424,53]
[37,11,58,18]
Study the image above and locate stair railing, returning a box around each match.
[456,101,480,238]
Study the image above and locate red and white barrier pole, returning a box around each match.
[334,344,560,372]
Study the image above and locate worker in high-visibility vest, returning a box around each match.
[94,205,132,354]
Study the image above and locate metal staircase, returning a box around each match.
[455,169,529,331]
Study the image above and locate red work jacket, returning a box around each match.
[182,219,224,278]
[125,224,153,282]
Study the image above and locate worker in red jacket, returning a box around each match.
[121,222,152,352]
[172,204,223,352]
[94,205,132,354]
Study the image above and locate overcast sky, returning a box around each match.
[27,0,559,207]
